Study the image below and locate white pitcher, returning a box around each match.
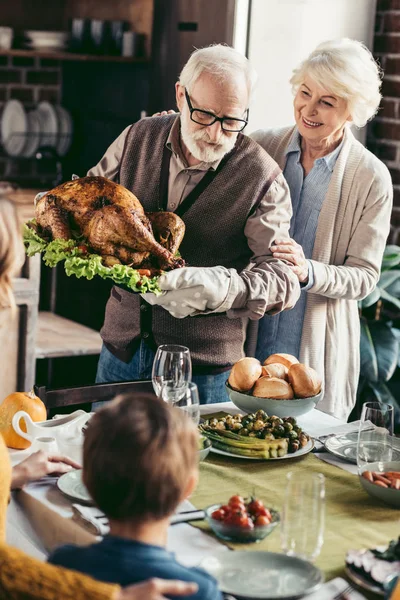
[12,409,90,448]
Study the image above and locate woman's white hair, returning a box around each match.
[179,44,257,100]
[290,38,383,127]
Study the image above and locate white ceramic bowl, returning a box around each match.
[359,461,400,508]
[225,382,322,418]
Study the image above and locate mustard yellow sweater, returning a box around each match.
[0,436,119,600]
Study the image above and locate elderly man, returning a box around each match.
[90,44,300,403]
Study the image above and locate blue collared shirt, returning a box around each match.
[255,130,343,361]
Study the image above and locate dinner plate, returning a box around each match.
[200,550,323,599]
[54,105,73,156]
[1,99,27,156]
[324,432,400,464]
[345,565,385,597]
[23,109,41,157]
[37,101,58,148]
[57,469,92,504]
[210,438,314,461]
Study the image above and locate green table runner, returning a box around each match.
[191,451,399,581]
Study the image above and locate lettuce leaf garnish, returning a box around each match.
[23,220,162,295]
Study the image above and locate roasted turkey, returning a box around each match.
[35,176,185,272]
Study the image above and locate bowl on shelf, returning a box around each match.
[359,461,400,508]
[205,503,280,544]
[198,436,212,462]
[225,382,322,418]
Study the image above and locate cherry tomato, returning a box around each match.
[254,515,271,527]
[229,495,245,506]
[211,509,225,521]
[229,512,247,527]
[229,501,246,513]
[78,244,88,254]
[247,498,264,515]
[242,516,255,530]
[221,504,231,513]
[254,507,272,520]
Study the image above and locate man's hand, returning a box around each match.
[151,110,176,117]
[11,451,81,489]
[270,238,309,283]
[142,266,233,318]
[117,578,198,600]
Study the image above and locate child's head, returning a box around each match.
[83,393,199,523]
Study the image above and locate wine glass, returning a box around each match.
[161,381,200,425]
[151,344,192,398]
[357,401,394,474]
[281,472,325,562]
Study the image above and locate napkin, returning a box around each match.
[303,576,367,599]
[72,504,109,536]
[314,452,358,475]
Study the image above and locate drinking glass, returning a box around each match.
[152,344,192,397]
[162,381,200,425]
[357,401,394,473]
[281,472,325,562]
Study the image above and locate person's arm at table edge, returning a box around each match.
[0,544,198,600]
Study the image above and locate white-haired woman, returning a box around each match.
[0,199,197,600]
[252,39,393,420]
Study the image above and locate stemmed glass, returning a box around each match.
[151,344,192,401]
[357,402,394,474]
[161,381,200,425]
[281,472,325,562]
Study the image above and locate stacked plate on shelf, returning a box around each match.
[0,99,73,157]
[23,30,69,52]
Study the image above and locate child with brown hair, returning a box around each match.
[48,393,221,600]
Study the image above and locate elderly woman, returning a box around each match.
[0,198,197,600]
[252,39,393,420]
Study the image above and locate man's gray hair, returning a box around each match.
[179,44,257,100]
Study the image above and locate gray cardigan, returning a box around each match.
[251,125,393,419]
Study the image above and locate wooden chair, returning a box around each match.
[34,380,154,411]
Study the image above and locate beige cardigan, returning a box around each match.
[251,125,393,420]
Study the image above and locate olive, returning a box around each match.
[238,428,249,436]
[288,430,298,440]
[285,417,296,425]
[283,422,293,432]
[253,419,265,431]
[262,432,274,440]
[272,425,285,437]
[290,440,300,452]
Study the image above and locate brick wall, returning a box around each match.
[0,55,62,186]
[368,0,400,244]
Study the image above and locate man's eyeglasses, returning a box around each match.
[184,89,248,133]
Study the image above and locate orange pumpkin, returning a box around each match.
[0,390,46,449]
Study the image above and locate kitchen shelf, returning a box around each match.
[0,48,148,63]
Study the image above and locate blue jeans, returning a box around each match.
[96,342,231,405]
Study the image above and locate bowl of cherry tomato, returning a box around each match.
[205,495,280,543]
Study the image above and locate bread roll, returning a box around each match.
[288,363,322,398]
[228,357,262,391]
[263,353,299,369]
[253,377,294,399]
[261,363,289,381]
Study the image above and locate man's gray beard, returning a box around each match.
[180,113,236,163]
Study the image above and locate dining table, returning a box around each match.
[6,401,400,598]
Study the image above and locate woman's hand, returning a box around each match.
[117,578,198,600]
[151,110,176,117]
[11,451,81,489]
[270,238,309,283]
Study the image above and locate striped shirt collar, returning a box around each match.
[285,128,344,172]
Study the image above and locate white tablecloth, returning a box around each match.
[7,403,343,565]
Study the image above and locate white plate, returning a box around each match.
[54,105,73,156]
[37,101,58,148]
[200,550,323,599]
[345,565,384,597]
[23,109,41,157]
[210,438,314,461]
[57,469,92,504]
[324,432,400,464]
[1,99,27,156]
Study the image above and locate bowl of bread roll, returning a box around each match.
[226,353,323,417]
